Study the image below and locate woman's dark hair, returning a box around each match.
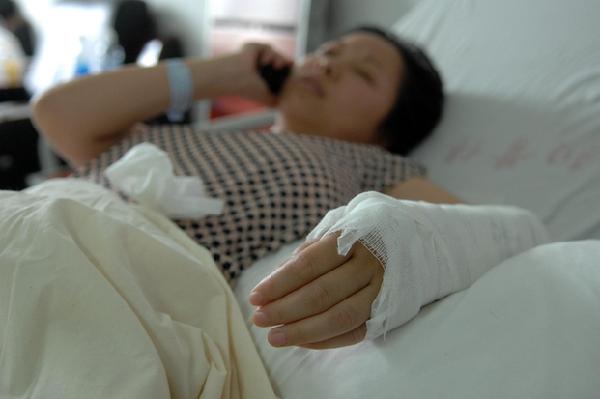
[112,0,158,64]
[0,0,16,19]
[350,26,444,155]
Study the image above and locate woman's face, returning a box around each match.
[275,32,405,145]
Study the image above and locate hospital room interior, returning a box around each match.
[1,0,599,398]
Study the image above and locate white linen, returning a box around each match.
[0,180,276,399]
[235,240,600,399]
[393,0,600,241]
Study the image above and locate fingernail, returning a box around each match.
[249,290,264,305]
[253,309,268,325]
[269,330,287,347]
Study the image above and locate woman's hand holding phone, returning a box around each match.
[223,43,293,105]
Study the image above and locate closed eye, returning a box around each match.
[355,68,375,84]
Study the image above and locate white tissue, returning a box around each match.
[104,143,223,218]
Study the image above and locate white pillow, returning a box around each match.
[393,0,600,241]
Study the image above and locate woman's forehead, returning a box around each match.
[342,32,404,81]
[341,32,396,52]
[329,33,402,68]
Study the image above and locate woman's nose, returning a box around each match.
[319,57,342,81]
[302,56,342,80]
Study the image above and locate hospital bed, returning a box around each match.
[231,0,600,397]
[2,0,600,397]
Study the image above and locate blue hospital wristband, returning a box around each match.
[165,59,193,122]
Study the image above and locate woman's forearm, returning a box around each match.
[32,55,241,167]
[385,177,462,204]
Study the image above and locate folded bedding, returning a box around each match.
[0,179,276,399]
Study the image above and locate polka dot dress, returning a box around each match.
[77,124,425,283]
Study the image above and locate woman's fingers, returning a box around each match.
[240,42,292,75]
[259,48,274,66]
[299,324,367,350]
[234,42,293,104]
[249,237,385,350]
[249,234,349,306]
[266,281,380,347]
[292,239,317,255]
[252,256,373,327]
[256,44,292,69]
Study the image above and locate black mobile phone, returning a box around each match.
[259,64,291,96]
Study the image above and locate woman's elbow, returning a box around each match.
[31,90,96,167]
[31,88,68,148]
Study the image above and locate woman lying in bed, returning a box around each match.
[32,26,547,351]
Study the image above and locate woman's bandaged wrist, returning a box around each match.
[306,192,550,339]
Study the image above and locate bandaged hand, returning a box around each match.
[304,191,550,340]
[249,233,384,350]
[250,191,549,347]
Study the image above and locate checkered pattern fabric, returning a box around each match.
[77,124,425,283]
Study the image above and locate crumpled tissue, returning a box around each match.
[104,143,223,218]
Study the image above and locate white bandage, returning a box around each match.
[307,191,550,339]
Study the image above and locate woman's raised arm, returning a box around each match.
[32,44,291,167]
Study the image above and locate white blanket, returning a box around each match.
[235,240,600,398]
[0,180,276,399]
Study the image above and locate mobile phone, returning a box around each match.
[259,64,291,95]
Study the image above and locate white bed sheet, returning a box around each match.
[234,240,600,398]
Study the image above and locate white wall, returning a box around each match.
[145,0,320,57]
[327,0,417,37]
[15,0,418,56]
[144,0,208,57]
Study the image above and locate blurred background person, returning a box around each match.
[111,0,158,65]
[0,0,35,57]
